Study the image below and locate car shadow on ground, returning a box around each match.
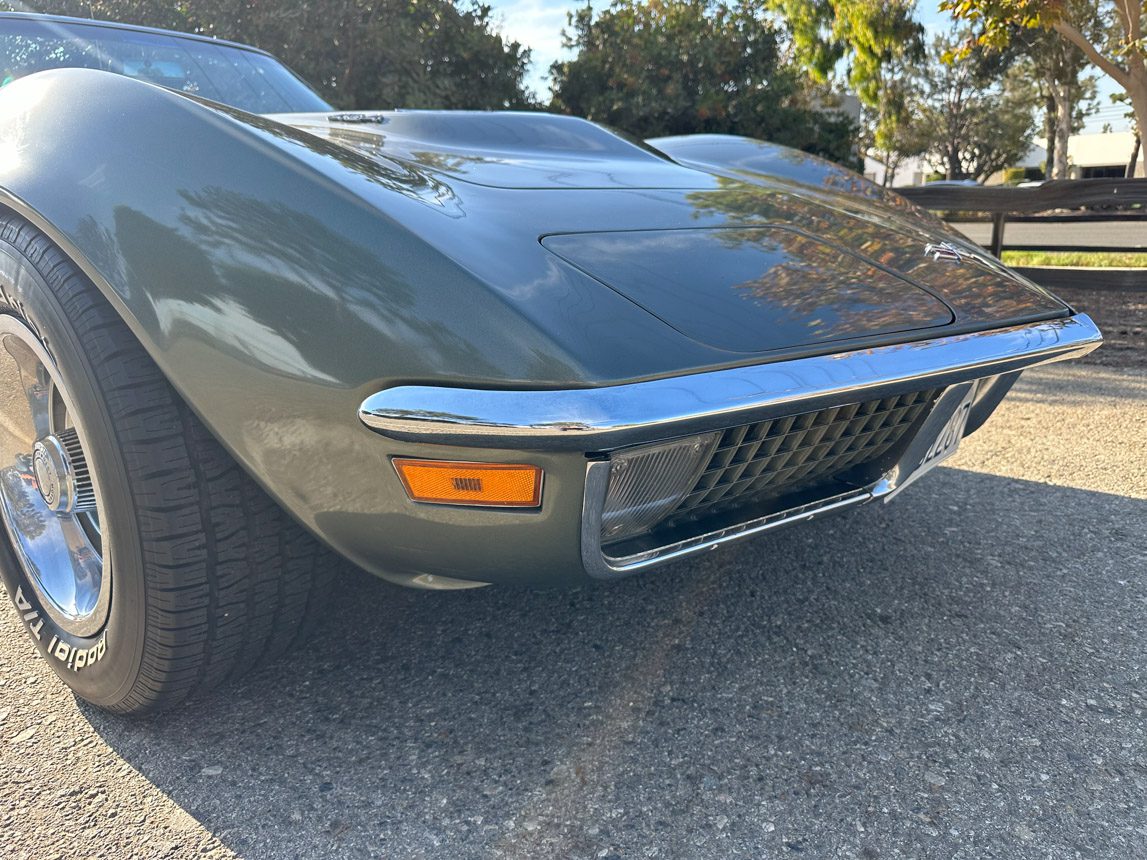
[82,468,1146,859]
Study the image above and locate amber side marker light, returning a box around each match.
[392,458,543,508]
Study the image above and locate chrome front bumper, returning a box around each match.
[360,314,1101,580]
[360,315,1102,451]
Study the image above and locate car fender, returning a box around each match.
[648,133,951,230]
[0,68,600,572]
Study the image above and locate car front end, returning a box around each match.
[359,313,1099,586]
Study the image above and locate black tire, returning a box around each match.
[0,212,334,714]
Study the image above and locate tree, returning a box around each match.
[911,33,1040,181]
[858,51,930,186]
[941,0,1147,175]
[549,0,859,166]
[14,0,533,110]
[765,0,923,107]
[861,86,929,185]
[1019,31,1097,179]
[766,0,925,182]
[964,25,1098,179]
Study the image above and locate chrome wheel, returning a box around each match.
[0,314,109,638]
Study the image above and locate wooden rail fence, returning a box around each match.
[900,179,1146,361]
[899,178,1147,292]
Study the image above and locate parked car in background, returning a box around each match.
[923,178,981,187]
[0,13,1101,714]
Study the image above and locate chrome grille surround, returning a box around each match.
[582,381,986,578]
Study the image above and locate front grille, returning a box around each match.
[659,388,941,531]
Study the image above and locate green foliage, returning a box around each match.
[765,0,923,107]
[940,0,1147,156]
[1001,165,1043,184]
[938,0,1059,53]
[859,71,928,185]
[909,32,1040,181]
[548,0,860,166]
[1001,250,1147,268]
[766,0,924,182]
[1022,29,1097,174]
[14,0,534,109]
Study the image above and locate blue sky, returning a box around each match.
[486,0,1128,132]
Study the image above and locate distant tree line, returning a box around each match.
[10,0,1144,177]
[14,0,533,110]
[549,0,861,166]
[944,0,1146,180]
[13,0,865,165]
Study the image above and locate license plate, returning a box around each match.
[881,384,975,501]
[918,389,974,472]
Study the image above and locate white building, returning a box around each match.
[862,154,929,188]
[1066,131,1145,178]
[863,131,1143,187]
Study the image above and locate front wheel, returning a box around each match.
[0,214,333,714]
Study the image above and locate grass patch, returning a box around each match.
[1001,250,1147,268]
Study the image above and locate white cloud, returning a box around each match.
[487,0,586,99]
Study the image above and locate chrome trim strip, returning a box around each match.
[360,315,1100,451]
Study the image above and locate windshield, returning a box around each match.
[0,18,331,114]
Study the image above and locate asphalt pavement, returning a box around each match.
[1,360,1145,860]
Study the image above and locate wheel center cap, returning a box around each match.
[32,436,72,513]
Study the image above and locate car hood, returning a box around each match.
[272,110,1068,356]
[274,110,712,190]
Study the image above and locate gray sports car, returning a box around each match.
[0,13,1101,713]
